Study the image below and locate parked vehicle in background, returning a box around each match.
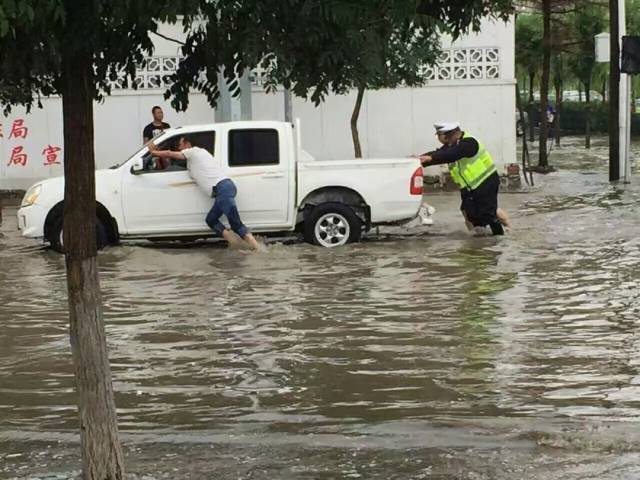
[528,90,604,103]
[562,90,603,102]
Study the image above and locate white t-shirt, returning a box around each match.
[181,146,228,196]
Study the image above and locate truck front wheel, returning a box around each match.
[48,215,110,254]
[304,202,362,247]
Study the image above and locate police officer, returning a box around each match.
[420,122,510,235]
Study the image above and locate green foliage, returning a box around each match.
[566,5,607,90]
[531,100,640,134]
[626,0,640,104]
[416,0,513,37]
[0,0,198,113]
[0,0,515,115]
[168,0,514,111]
[516,3,609,102]
[560,101,610,132]
[552,51,570,92]
[628,0,640,33]
[515,13,543,78]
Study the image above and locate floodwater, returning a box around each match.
[1,136,640,479]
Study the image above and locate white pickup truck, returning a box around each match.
[17,120,428,251]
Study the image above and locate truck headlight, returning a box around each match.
[21,184,42,207]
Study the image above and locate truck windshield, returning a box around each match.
[109,145,148,169]
[108,131,172,169]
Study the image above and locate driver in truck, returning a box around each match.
[148,135,260,251]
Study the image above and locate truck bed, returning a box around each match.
[297,158,423,224]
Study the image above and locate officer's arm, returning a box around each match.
[419,148,438,157]
[426,138,479,166]
[418,146,444,166]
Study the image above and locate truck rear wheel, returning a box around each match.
[304,202,362,247]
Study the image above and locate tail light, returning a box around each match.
[410,166,424,195]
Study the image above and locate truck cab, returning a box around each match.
[121,122,296,237]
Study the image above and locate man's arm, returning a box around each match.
[152,150,186,161]
[148,142,186,161]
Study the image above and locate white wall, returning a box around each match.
[251,17,516,171]
[0,94,217,190]
[251,83,515,167]
[0,17,515,191]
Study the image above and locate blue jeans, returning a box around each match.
[205,179,249,238]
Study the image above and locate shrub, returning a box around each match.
[523,101,640,135]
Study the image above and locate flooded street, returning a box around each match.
[2,137,640,479]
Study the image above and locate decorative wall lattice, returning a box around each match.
[249,66,269,88]
[109,56,182,90]
[423,48,500,81]
[109,48,501,90]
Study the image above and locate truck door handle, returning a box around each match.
[261,173,284,179]
[168,181,196,187]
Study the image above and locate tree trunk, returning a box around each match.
[554,80,562,147]
[516,82,533,186]
[284,88,293,122]
[578,84,582,102]
[528,71,536,140]
[538,0,552,168]
[585,81,592,149]
[351,85,365,158]
[602,78,607,103]
[61,36,125,480]
[528,71,535,104]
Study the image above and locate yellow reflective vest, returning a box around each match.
[448,133,497,190]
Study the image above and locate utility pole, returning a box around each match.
[619,0,632,183]
[618,0,632,183]
[539,0,552,169]
[607,0,632,183]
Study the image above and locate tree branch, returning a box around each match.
[151,31,186,46]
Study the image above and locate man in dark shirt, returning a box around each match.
[420,122,511,235]
[143,106,170,143]
[143,106,171,169]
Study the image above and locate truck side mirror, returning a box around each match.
[130,157,144,175]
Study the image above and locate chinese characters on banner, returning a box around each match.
[9,146,27,166]
[9,119,28,139]
[42,145,62,166]
[3,118,63,168]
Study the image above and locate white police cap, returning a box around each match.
[434,122,460,133]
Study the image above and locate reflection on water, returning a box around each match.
[1,137,640,479]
